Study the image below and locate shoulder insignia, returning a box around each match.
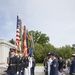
[53,64,56,67]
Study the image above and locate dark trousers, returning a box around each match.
[7,73,16,75]
[20,69,24,75]
[17,71,21,75]
[31,67,35,75]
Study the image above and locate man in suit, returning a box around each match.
[50,52,58,75]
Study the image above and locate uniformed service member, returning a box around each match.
[31,56,36,75]
[20,53,26,75]
[50,52,58,75]
[24,55,29,75]
[7,48,17,75]
[70,54,75,75]
[16,51,22,75]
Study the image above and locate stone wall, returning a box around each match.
[0,39,15,64]
[0,39,15,74]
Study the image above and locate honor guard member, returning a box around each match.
[50,52,58,75]
[24,55,29,75]
[28,54,33,75]
[7,48,17,75]
[70,54,75,75]
[16,51,21,75]
[20,53,25,75]
[31,56,36,75]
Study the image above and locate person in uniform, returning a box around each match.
[31,56,36,75]
[16,51,22,75]
[50,52,58,75]
[7,48,17,75]
[24,55,29,75]
[70,54,75,75]
[28,54,32,75]
[20,53,25,75]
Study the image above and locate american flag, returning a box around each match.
[16,16,21,51]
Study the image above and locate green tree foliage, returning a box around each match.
[43,44,56,57]
[34,43,44,63]
[29,30,49,45]
[9,39,15,45]
[57,45,75,59]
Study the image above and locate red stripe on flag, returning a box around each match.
[23,26,28,57]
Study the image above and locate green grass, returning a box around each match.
[36,63,43,66]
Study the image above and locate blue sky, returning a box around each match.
[0,0,75,47]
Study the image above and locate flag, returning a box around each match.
[26,29,28,49]
[15,15,20,52]
[29,33,34,56]
[29,48,33,56]
[23,26,28,57]
[19,19,22,40]
[19,19,22,51]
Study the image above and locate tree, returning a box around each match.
[57,45,75,59]
[43,44,56,57]
[9,39,15,45]
[34,43,44,63]
[29,30,50,45]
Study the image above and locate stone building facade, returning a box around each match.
[0,39,15,75]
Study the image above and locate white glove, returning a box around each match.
[6,64,9,67]
[21,70,23,72]
[17,71,19,74]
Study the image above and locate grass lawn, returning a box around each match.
[36,63,43,66]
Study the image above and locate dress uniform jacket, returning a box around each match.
[17,56,22,72]
[50,59,58,75]
[24,57,29,68]
[21,56,25,71]
[7,56,17,74]
[70,60,75,75]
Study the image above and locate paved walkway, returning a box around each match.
[0,65,70,75]
[35,66,70,75]
[35,66,44,75]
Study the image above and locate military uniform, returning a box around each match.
[20,56,26,75]
[50,52,58,75]
[16,56,22,75]
[50,59,58,75]
[24,56,29,75]
[7,55,17,75]
[31,57,36,75]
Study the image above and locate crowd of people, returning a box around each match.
[6,48,36,75]
[44,52,75,75]
[6,48,75,75]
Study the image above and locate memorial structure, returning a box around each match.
[0,39,15,75]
